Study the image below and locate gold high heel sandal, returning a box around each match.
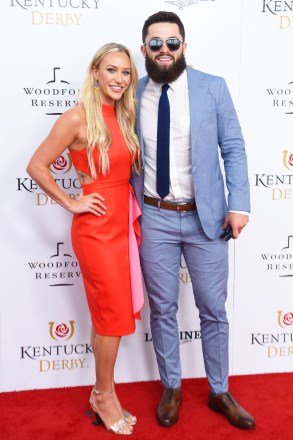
[122,410,137,426]
[112,382,137,426]
[89,387,133,435]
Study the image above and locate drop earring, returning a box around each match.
[94,79,100,100]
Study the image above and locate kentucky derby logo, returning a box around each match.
[9,1,101,27]
[251,311,293,358]
[20,320,91,373]
[261,0,293,16]
[49,153,73,174]
[253,150,293,202]
[283,150,293,170]
[261,1,293,30]
[49,321,75,341]
[10,0,100,10]
[164,0,198,9]
[277,311,293,328]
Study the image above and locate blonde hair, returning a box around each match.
[79,43,141,178]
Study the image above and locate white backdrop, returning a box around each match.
[1,0,292,392]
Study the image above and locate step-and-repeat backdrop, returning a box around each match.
[1,0,292,392]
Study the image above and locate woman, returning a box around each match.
[27,43,143,435]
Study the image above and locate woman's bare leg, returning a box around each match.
[90,327,132,434]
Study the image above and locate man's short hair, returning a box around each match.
[142,11,185,43]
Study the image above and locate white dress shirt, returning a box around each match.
[140,70,194,201]
[140,70,248,216]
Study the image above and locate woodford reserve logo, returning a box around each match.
[261,0,293,29]
[254,150,293,201]
[251,311,293,358]
[23,67,79,116]
[20,320,92,372]
[260,235,293,277]
[27,242,81,286]
[266,80,293,114]
[10,0,100,26]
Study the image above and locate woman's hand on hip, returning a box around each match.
[69,192,107,216]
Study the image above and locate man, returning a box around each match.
[131,11,255,430]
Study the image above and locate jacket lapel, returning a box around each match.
[186,67,207,163]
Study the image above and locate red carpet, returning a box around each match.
[1,373,292,439]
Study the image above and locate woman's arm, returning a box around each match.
[26,108,106,216]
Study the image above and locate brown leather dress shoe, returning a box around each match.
[156,388,182,427]
[208,392,255,429]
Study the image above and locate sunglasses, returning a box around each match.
[144,38,183,52]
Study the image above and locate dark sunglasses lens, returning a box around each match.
[166,39,181,51]
[148,38,181,52]
[149,39,163,52]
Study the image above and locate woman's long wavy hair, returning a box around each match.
[79,43,141,178]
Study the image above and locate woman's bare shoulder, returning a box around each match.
[61,103,85,125]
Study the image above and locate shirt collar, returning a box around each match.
[148,69,187,95]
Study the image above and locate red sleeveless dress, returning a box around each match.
[70,104,143,336]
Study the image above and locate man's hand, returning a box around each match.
[222,212,249,239]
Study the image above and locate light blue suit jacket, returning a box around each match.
[131,66,250,240]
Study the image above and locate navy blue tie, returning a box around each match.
[156,83,170,199]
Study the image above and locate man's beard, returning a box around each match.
[145,52,187,84]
